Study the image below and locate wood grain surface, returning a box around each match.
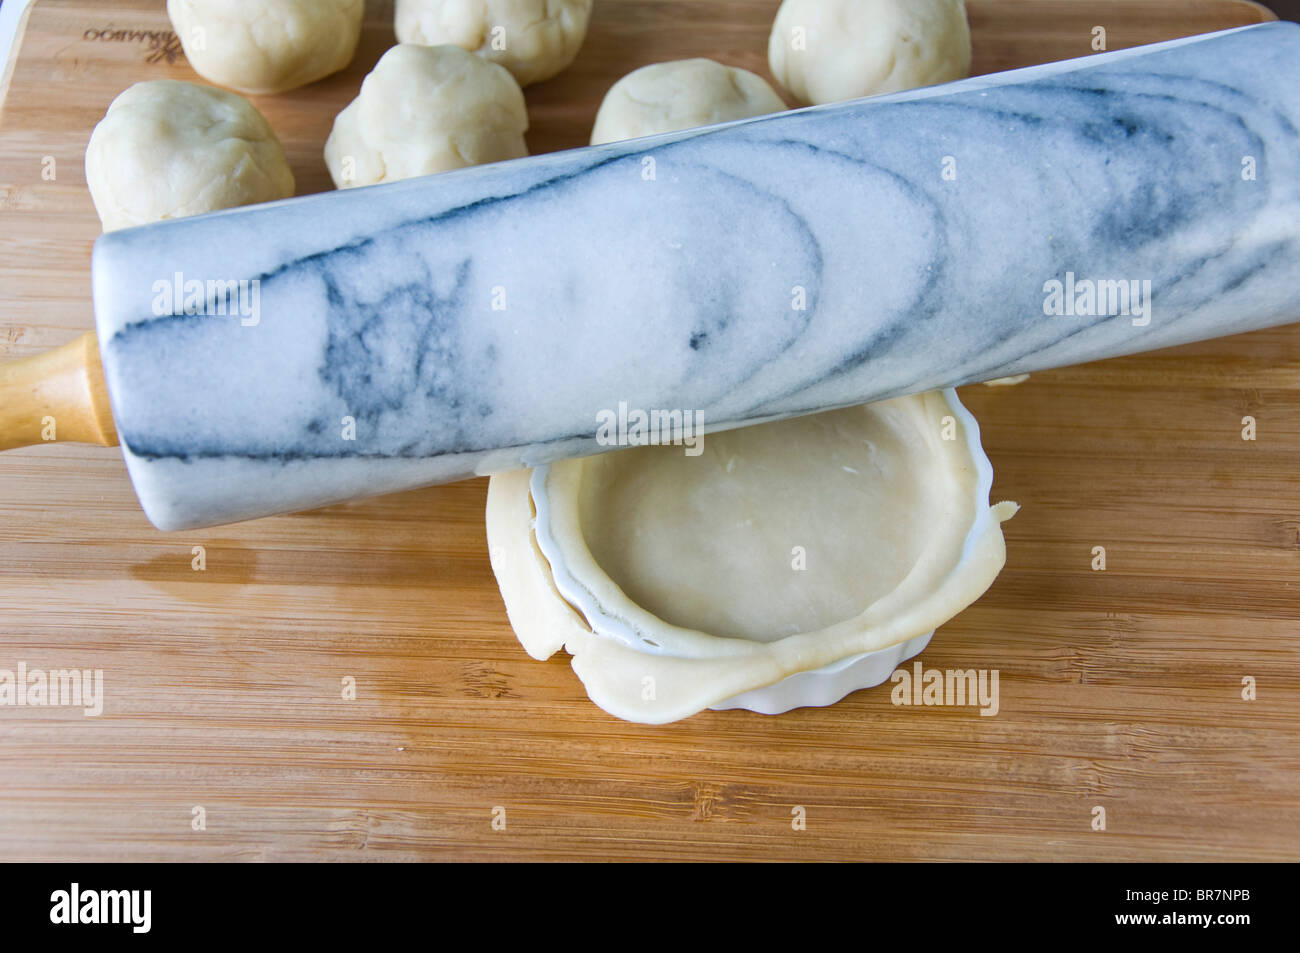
[1,0,1297,862]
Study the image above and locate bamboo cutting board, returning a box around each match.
[1,0,1298,862]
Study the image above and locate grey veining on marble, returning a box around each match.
[92,23,1300,530]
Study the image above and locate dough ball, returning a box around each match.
[395,0,593,87]
[85,80,294,232]
[768,0,971,105]
[168,0,364,95]
[324,44,528,188]
[590,58,786,145]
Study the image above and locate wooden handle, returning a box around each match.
[0,331,118,450]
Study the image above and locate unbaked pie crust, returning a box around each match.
[486,389,1017,723]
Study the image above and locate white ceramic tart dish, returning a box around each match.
[485,389,1018,724]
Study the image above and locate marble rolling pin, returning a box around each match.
[3,23,1300,530]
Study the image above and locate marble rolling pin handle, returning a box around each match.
[0,332,118,451]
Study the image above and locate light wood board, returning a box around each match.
[0,0,1297,861]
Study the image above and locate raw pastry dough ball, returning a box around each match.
[167,0,364,95]
[85,80,294,232]
[324,44,528,188]
[590,58,786,145]
[395,0,594,87]
[768,0,971,105]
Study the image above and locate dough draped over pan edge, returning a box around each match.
[486,392,1017,724]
